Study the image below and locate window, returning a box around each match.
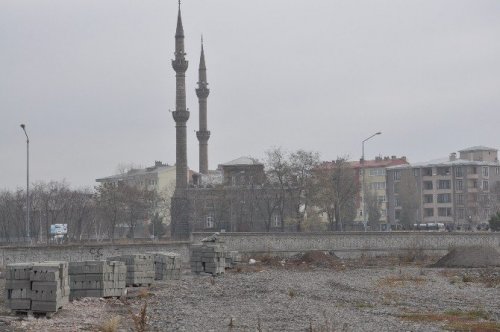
[393,182,399,194]
[438,207,452,217]
[395,197,401,207]
[393,171,401,181]
[468,193,478,203]
[470,179,478,188]
[370,182,386,190]
[471,166,477,174]
[482,208,491,220]
[468,208,477,217]
[424,181,433,190]
[273,215,281,227]
[377,195,386,203]
[483,180,489,191]
[455,180,463,191]
[496,167,500,175]
[437,193,451,203]
[424,194,433,203]
[438,180,451,189]
[424,208,434,217]
[423,168,433,176]
[437,167,450,176]
[457,208,465,219]
[482,167,489,177]
[456,194,464,205]
[480,194,490,206]
[205,214,215,228]
[455,167,463,177]
[395,210,401,220]
[413,169,419,177]
[369,168,385,176]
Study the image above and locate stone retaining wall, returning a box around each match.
[1,233,499,267]
[192,232,500,258]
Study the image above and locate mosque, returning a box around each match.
[169,3,297,239]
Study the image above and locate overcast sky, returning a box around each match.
[1,0,500,190]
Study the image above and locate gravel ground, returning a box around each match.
[0,262,499,331]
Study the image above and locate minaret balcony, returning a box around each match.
[172,110,190,123]
[196,87,210,98]
[196,130,211,142]
[172,59,188,73]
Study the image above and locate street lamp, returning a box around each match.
[361,131,382,232]
[20,124,30,243]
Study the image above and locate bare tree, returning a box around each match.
[312,158,359,231]
[265,147,292,231]
[95,182,124,241]
[289,150,320,231]
[365,189,381,230]
[398,170,419,228]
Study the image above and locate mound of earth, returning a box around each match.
[431,245,500,268]
[287,250,342,268]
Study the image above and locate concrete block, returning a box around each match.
[31,300,61,312]
[7,299,31,310]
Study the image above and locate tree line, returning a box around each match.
[1,148,383,243]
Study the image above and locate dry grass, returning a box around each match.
[129,302,148,332]
[439,269,500,288]
[99,316,121,332]
[137,288,152,299]
[377,274,427,287]
[402,309,499,332]
[288,288,297,298]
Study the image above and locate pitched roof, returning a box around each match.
[349,158,408,169]
[459,146,497,152]
[220,157,262,166]
[96,164,175,182]
[387,157,499,170]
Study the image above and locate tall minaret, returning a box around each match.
[196,37,210,175]
[170,1,190,239]
[171,1,189,189]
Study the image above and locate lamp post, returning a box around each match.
[20,124,30,243]
[361,131,381,232]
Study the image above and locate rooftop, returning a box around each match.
[220,156,262,166]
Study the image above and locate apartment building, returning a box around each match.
[350,156,409,228]
[386,146,500,230]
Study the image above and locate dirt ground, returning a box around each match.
[0,254,499,332]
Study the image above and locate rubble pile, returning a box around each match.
[431,245,500,268]
[68,260,126,299]
[107,254,154,286]
[148,252,182,280]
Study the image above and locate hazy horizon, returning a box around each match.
[2,0,500,190]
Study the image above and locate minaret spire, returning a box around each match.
[171,0,191,239]
[196,35,210,175]
[171,0,189,188]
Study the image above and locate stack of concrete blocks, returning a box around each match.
[29,261,70,314]
[225,251,242,269]
[107,254,154,286]
[5,263,33,311]
[190,241,226,276]
[68,260,126,300]
[148,252,182,281]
